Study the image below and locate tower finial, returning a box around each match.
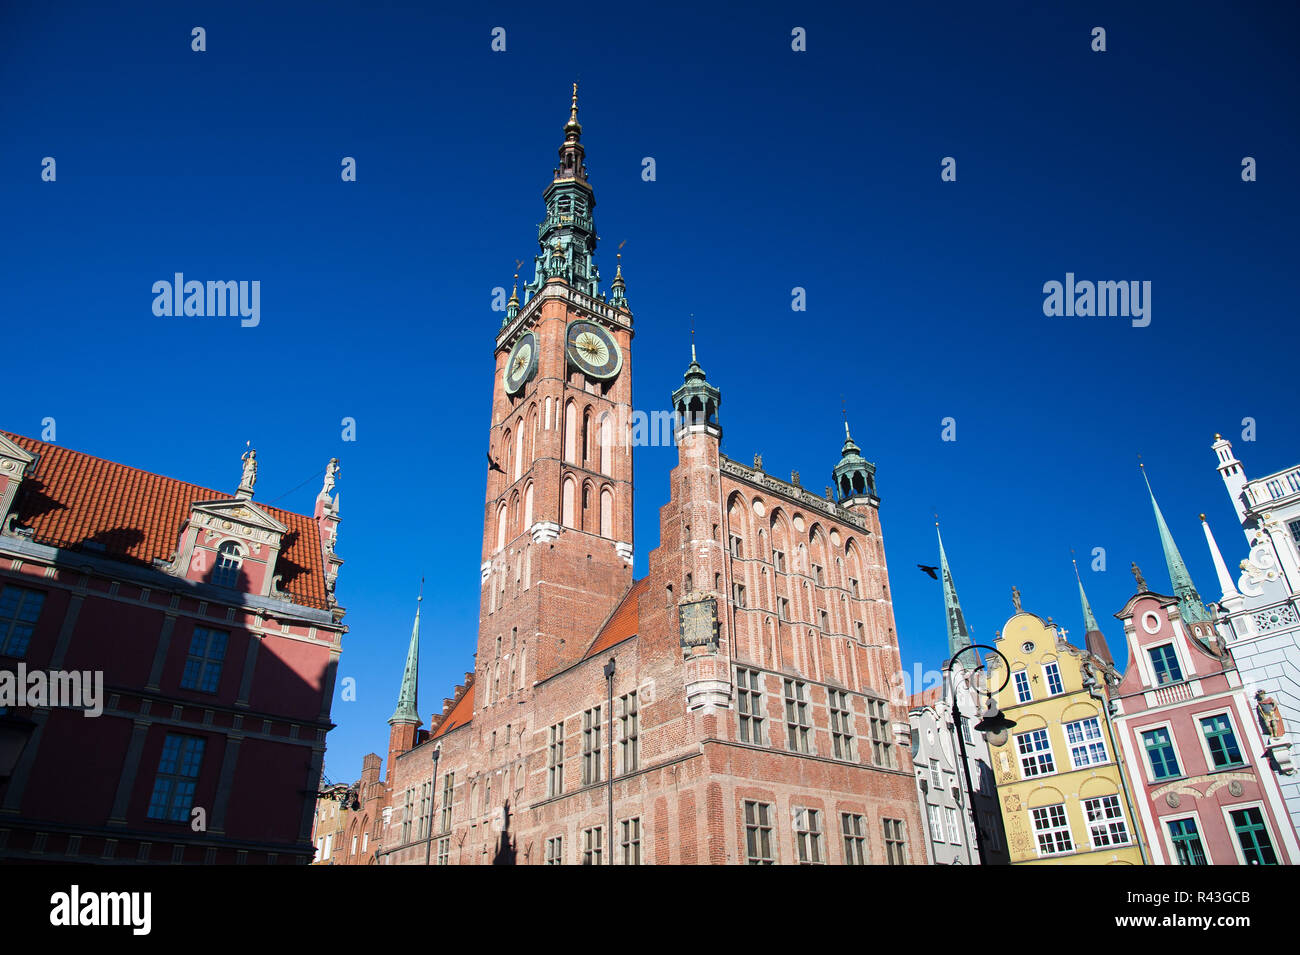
[690,313,696,362]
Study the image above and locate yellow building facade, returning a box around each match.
[985,609,1145,865]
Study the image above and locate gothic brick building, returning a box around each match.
[0,433,345,863]
[345,86,923,865]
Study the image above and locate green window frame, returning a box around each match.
[1148,644,1183,686]
[1229,807,1277,865]
[1167,818,1207,865]
[1200,714,1243,768]
[1141,727,1181,779]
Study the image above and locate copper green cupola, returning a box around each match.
[832,421,878,503]
[524,82,601,301]
[672,342,721,438]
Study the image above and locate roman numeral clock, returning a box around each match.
[565,320,622,381]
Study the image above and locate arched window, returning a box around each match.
[600,487,613,538]
[562,476,577,528]
[598,413,612,474]
[213,541,242,588]
[497,502,508,551]
[514,423,524,481]
[545,396,553,430]
[524,483,534,529]
[582,408,593,465]
[564,401,577,462]
[503,429,512,477]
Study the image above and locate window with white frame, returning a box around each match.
[927,804,943,842]
[783,679,811,753]
[793,807,824,864]
[1013,670,1032,703]
[1148,643,1183,686]
[882,818,907,865]
[1031,803,1073,856]
[946,807,963,845]
[620,817,641,865]
[1016,728,1055,777]
[212,541,243,589]
[582,706,602,784]
[582,825,603,865]
[867,698,893,767]
[547,721,565,796]
[828,688,855,760]
[1064,716,1108,768]
[736,667,765,744]
[1043,662,1064,696]
[743,800,775,864]
[1083,794,1131,848]
[545,835,564,865]
[841,813,867,864]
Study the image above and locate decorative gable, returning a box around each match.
[172,498,289,599]
[0,433,37,533]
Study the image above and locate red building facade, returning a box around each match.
[0,432,346,863]
[342,88,924,866]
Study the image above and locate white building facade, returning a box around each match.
[1206,436,1300,831]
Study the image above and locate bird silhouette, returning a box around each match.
[917,564,939,579]
[486,452,505,474]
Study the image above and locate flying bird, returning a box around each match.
[486,452,505,474]
[917,564,939,579]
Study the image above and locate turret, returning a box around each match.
[672,342,721,440]
[831,421,878,505]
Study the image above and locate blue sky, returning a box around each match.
[2,1,1298,783]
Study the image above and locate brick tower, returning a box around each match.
[481,80,634,697]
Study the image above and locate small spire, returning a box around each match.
[1073,556,1113,666]
[389,582,424,725]
[937,523,972,658]
[1141,462,1210,622]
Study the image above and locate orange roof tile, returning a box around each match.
[908,686,944,711]
[432,682,474,739]
[3,431,332,611]
[584,577,648,660]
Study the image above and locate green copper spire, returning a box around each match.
[937,523,971,658]
[1141,465,1210,624]
[388,588,423,725]
[1073,558,1114,666]
[524,82,601,301]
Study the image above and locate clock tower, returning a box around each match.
[481,84,635,692]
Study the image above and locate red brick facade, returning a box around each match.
[340,95,924,865]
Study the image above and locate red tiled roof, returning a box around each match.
[908,686,943,711]
[584,577,648,660]
[2,431,331,611]
[432,682,475,739]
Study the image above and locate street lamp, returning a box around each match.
[944,643,1016,866]
[424,745,441,866]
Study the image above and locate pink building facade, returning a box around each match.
[0,432,346,864]
[1110,579,1299,865]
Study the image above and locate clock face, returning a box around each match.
[565,320,621,381]
[503,332,537,394]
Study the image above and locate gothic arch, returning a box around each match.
[523,482,534,529]
[563,400,577,463]
[514,417,525,481]
[496,501,508,551]
[598,411,613,475]
[562,474,577,528]
[600,485,614,539]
